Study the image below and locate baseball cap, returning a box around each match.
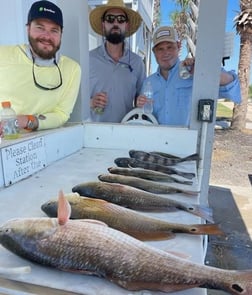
[152,26,179,49]
[27,0,63,28]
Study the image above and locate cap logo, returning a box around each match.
[156,30,171,39]
[39,6,56,14]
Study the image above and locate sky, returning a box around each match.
[153,0,251,82]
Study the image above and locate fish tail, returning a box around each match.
[220,270,252,295]
[173,178,193,185]
[187,223,224,235]
[180,153,199,162]
[229,270,252,295]
[176,171,195,179]
[184,204,214,223]
[178,189,199,196]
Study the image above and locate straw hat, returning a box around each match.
[89,0,142,37]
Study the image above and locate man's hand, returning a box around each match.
[90,92,108,109]
[136,94,148,108]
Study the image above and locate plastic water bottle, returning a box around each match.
[143,81,153,114]
[0,101,19,139]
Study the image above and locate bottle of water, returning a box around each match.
[0,101,19,139]
[143,81,153,114]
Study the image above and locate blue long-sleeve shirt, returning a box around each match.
[142,59,241,126]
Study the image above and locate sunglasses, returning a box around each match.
[103,14,128,24]
[32,56,62,91]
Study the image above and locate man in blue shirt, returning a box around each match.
[136,26,241,126]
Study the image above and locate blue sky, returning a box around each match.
[153,0,251,82]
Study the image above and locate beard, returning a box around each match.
[105,27,126,44]
[28,35,60,59]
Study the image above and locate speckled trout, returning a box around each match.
[114,157,195,179]
[129,150,199,166]
[41,193,223,240]
[98,174,199,196]
[72,181,213,222]
[1,191,252,294]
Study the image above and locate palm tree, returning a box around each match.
[169,0,199,57]
[153,0,161,28]
[231,0,252,130]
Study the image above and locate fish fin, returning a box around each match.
[178,189,200,196]
[77,219,108,227]
[130,231,176,241]
[165,251,191,259]
[184,204,214,223]
[59,268,98,276]
[57,190,71,225]
[180,153,199,162]
[0,266,31,275]
[115,280,199,292]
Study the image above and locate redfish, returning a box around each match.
[0,191,252,294]
[41,193,223,240]
[108,166,193,185]
[98,173,199,196]
[72,181,213,222]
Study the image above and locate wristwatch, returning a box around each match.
[25,115,38,131]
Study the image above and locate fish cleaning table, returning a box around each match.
[0,123,207,295]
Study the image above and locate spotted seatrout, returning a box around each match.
[72,181,213,222]
[0,191,252,294]
[129,150,199,166]
[114,157,195,179]
[98,173,199,196]
[41,193,223,240]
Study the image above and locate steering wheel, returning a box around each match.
[121,108,159,125]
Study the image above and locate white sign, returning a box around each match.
[1,137,47,186]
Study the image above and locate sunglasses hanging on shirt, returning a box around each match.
[32,55,63,91]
